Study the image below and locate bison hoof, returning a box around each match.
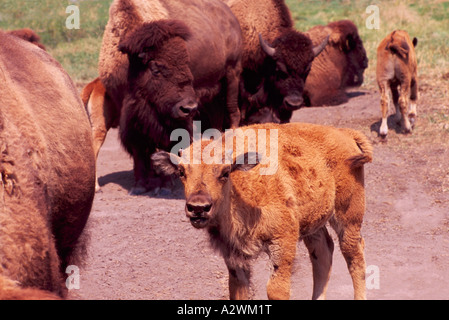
[129,186,148,196]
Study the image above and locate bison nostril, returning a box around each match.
[186,203,212,214]
[178,102,198,116]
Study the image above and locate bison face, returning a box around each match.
[259,31,328,112]
[119,21,198,121]
[151,148,259,229]
[343,33,368,87]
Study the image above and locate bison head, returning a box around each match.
[118,20,198,121]
[328,20,368,87]
[259,30,328,113]
[151,141,260,229]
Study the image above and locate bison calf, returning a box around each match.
[376,30,418,137]
[152,123,372,300]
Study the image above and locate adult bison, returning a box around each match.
[0,31,95,299]
[223,0,328,125]
[303,20,368,106]
[88,0,242,195]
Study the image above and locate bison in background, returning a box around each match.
[376,30,418,137]
[85,0,242,195]
[6,28,46,50]
[303,20,368,107]
[0,31,95,299]
[152,123,372,300]
[223,0,328,125]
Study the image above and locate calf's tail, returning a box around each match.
[343,129,373,169]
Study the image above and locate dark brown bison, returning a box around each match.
[223,0,328,125]
[85,0,242,195]
[377,30,418,137]
[0,31,95,299]
[6,28,46,50]
[303,20,368,106]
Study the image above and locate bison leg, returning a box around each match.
[331,176,367,300]
[226,63,242,128]
[409,77,418,128]
[266,237,297,300]
[390,83,401,124]
[226,264,251,300]
[378,81,390,137]
[398,82,412,133]
[303,226,334,300]
[82,79,118,192]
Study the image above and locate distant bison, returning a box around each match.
[0,31,95,299]
[224,0,328,125]
[303,20,368,106]
[6,28,46,50]
[85,0,242,194]
[376,30,418,137]
[152,122,372,300]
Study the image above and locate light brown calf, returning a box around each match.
[152,122,372,300]
[376,30,418,137]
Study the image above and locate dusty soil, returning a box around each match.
[68,82,449,300]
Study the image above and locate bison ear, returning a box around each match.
[412,37,418,48]
[312,34,329,57]
[151,151,180,176]
[231,152,261,173]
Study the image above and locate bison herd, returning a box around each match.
[0,0,419,300]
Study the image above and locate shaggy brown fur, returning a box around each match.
[88,0,242,194]
[224,0,327,124]
[6,28,46,50]
[376,30,418,137]
[304,20,368,106]
[0,31,95,299]
[152,122,373,300]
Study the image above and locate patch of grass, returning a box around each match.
[287,0,449,89]
[0,0,111,82]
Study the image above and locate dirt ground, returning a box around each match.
[68,83,449,300]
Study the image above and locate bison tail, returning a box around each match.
[344,130,373,169]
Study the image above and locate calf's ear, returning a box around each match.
[151,151,180,175]
[231,152,261,172]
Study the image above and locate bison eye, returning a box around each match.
[219,168,230,181]
[178,167,186,178]
[149,60,163,76]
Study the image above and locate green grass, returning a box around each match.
[287,0,449,88]
[0,0,111,82]
[1,0,448,86]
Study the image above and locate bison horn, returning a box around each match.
[312,34,329,57]
[259,33,276,57]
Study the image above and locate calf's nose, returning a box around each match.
[186,203,212,215]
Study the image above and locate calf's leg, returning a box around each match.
[398,81,412,133]
[303,226,334,300]
[331,169,367,300]
[378,81,390,137]
[409,77,418,128]
[226,263,251,300]
[266,237,297,300]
